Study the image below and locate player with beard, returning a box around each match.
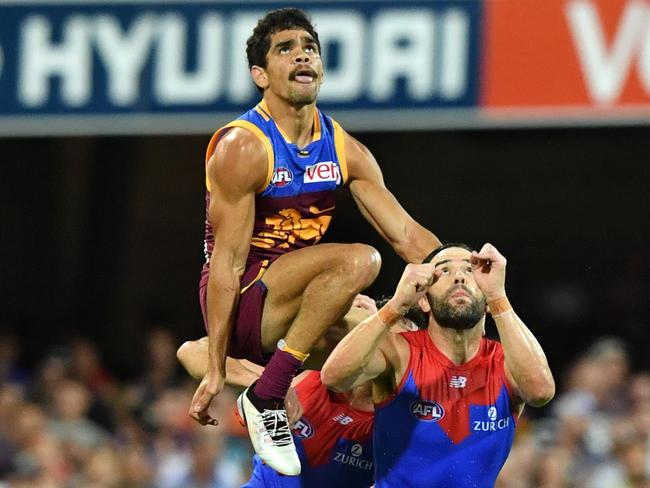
[321,243,555,487]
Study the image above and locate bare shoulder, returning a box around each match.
[208,127,268,193]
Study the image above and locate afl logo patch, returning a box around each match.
[272,167,293,187]
[292,418,314,439]
[410,400,445,422]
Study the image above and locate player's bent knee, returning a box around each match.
[176,341,193,367]
[343,244,382,287]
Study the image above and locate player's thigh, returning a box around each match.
[260,243,380,337]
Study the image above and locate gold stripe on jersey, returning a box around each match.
[240,259,269,294]
[254,104,271,121]
[331,118,348,184]
[258,99,321,144]
[312,108,322,142]
[204,120,275,194]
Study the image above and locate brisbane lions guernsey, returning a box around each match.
[244,371,374,488]
[374,331,517,488]
[202,100,347,275]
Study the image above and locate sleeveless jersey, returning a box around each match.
[374,331,517,488]
[202,100,347,278]
[245,371,374,488]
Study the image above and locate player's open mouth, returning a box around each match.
[291,68,317,84]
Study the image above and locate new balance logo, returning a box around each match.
[449,376,467,388]
[333,413,353,425]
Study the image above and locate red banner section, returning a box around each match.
[483,0,650,111]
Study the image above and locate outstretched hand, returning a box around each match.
[470,243,507,301]
[189,373,225,426]
[389,263,437,314]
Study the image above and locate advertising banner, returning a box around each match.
[0,1,482,134]
[483,0,650,121]
[0,0,648,135]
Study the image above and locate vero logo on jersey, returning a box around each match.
[272,167,293,187]
[410,400,445,422]
[304,161,341,184]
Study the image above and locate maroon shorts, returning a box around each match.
[199,261,272,366]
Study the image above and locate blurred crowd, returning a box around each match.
[0,329,648,488]
[498,337,650,488]
[0,329,253,488]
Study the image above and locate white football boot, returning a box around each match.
[237,386,301,476]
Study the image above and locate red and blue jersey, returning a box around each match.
[202,100,347,278]
[244,371,374,488]
[374,331,517,488]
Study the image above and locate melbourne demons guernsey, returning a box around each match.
[374,331,517,488]
[202,100,347,276]
[245,371,374,488]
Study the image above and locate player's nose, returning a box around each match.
[453,270,466,284]
[294,50,310,63]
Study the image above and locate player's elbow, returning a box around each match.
[320,366,349,393]
[523,376,556,407]
[396,221,440,263]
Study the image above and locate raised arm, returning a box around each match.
[344,132,441,263]
[321,263,436,392]
[470,244,555,408]
[189,128,267,426]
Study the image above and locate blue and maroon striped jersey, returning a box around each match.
[202,100,347,275]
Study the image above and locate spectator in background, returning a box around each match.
[68,337,119,431]
[48,379,109,467]
[0,332,28,386]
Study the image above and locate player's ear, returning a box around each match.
[418,296,430,313]
[251,66,269,90]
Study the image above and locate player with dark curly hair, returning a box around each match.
[187,8,441,475]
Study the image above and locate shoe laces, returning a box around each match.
[258,408,293,447]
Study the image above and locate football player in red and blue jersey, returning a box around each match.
[321,243,555,487]
[187,7,441,476]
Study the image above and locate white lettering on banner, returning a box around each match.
[316,11,365,102]
[154,13,223,104]
[14,8,472,108]
[19,15,91,107]
[370,10,436,101]
[227,12,264,104]
[441,9,469,100]
[94,15,156,106]
[566,0,650,104]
